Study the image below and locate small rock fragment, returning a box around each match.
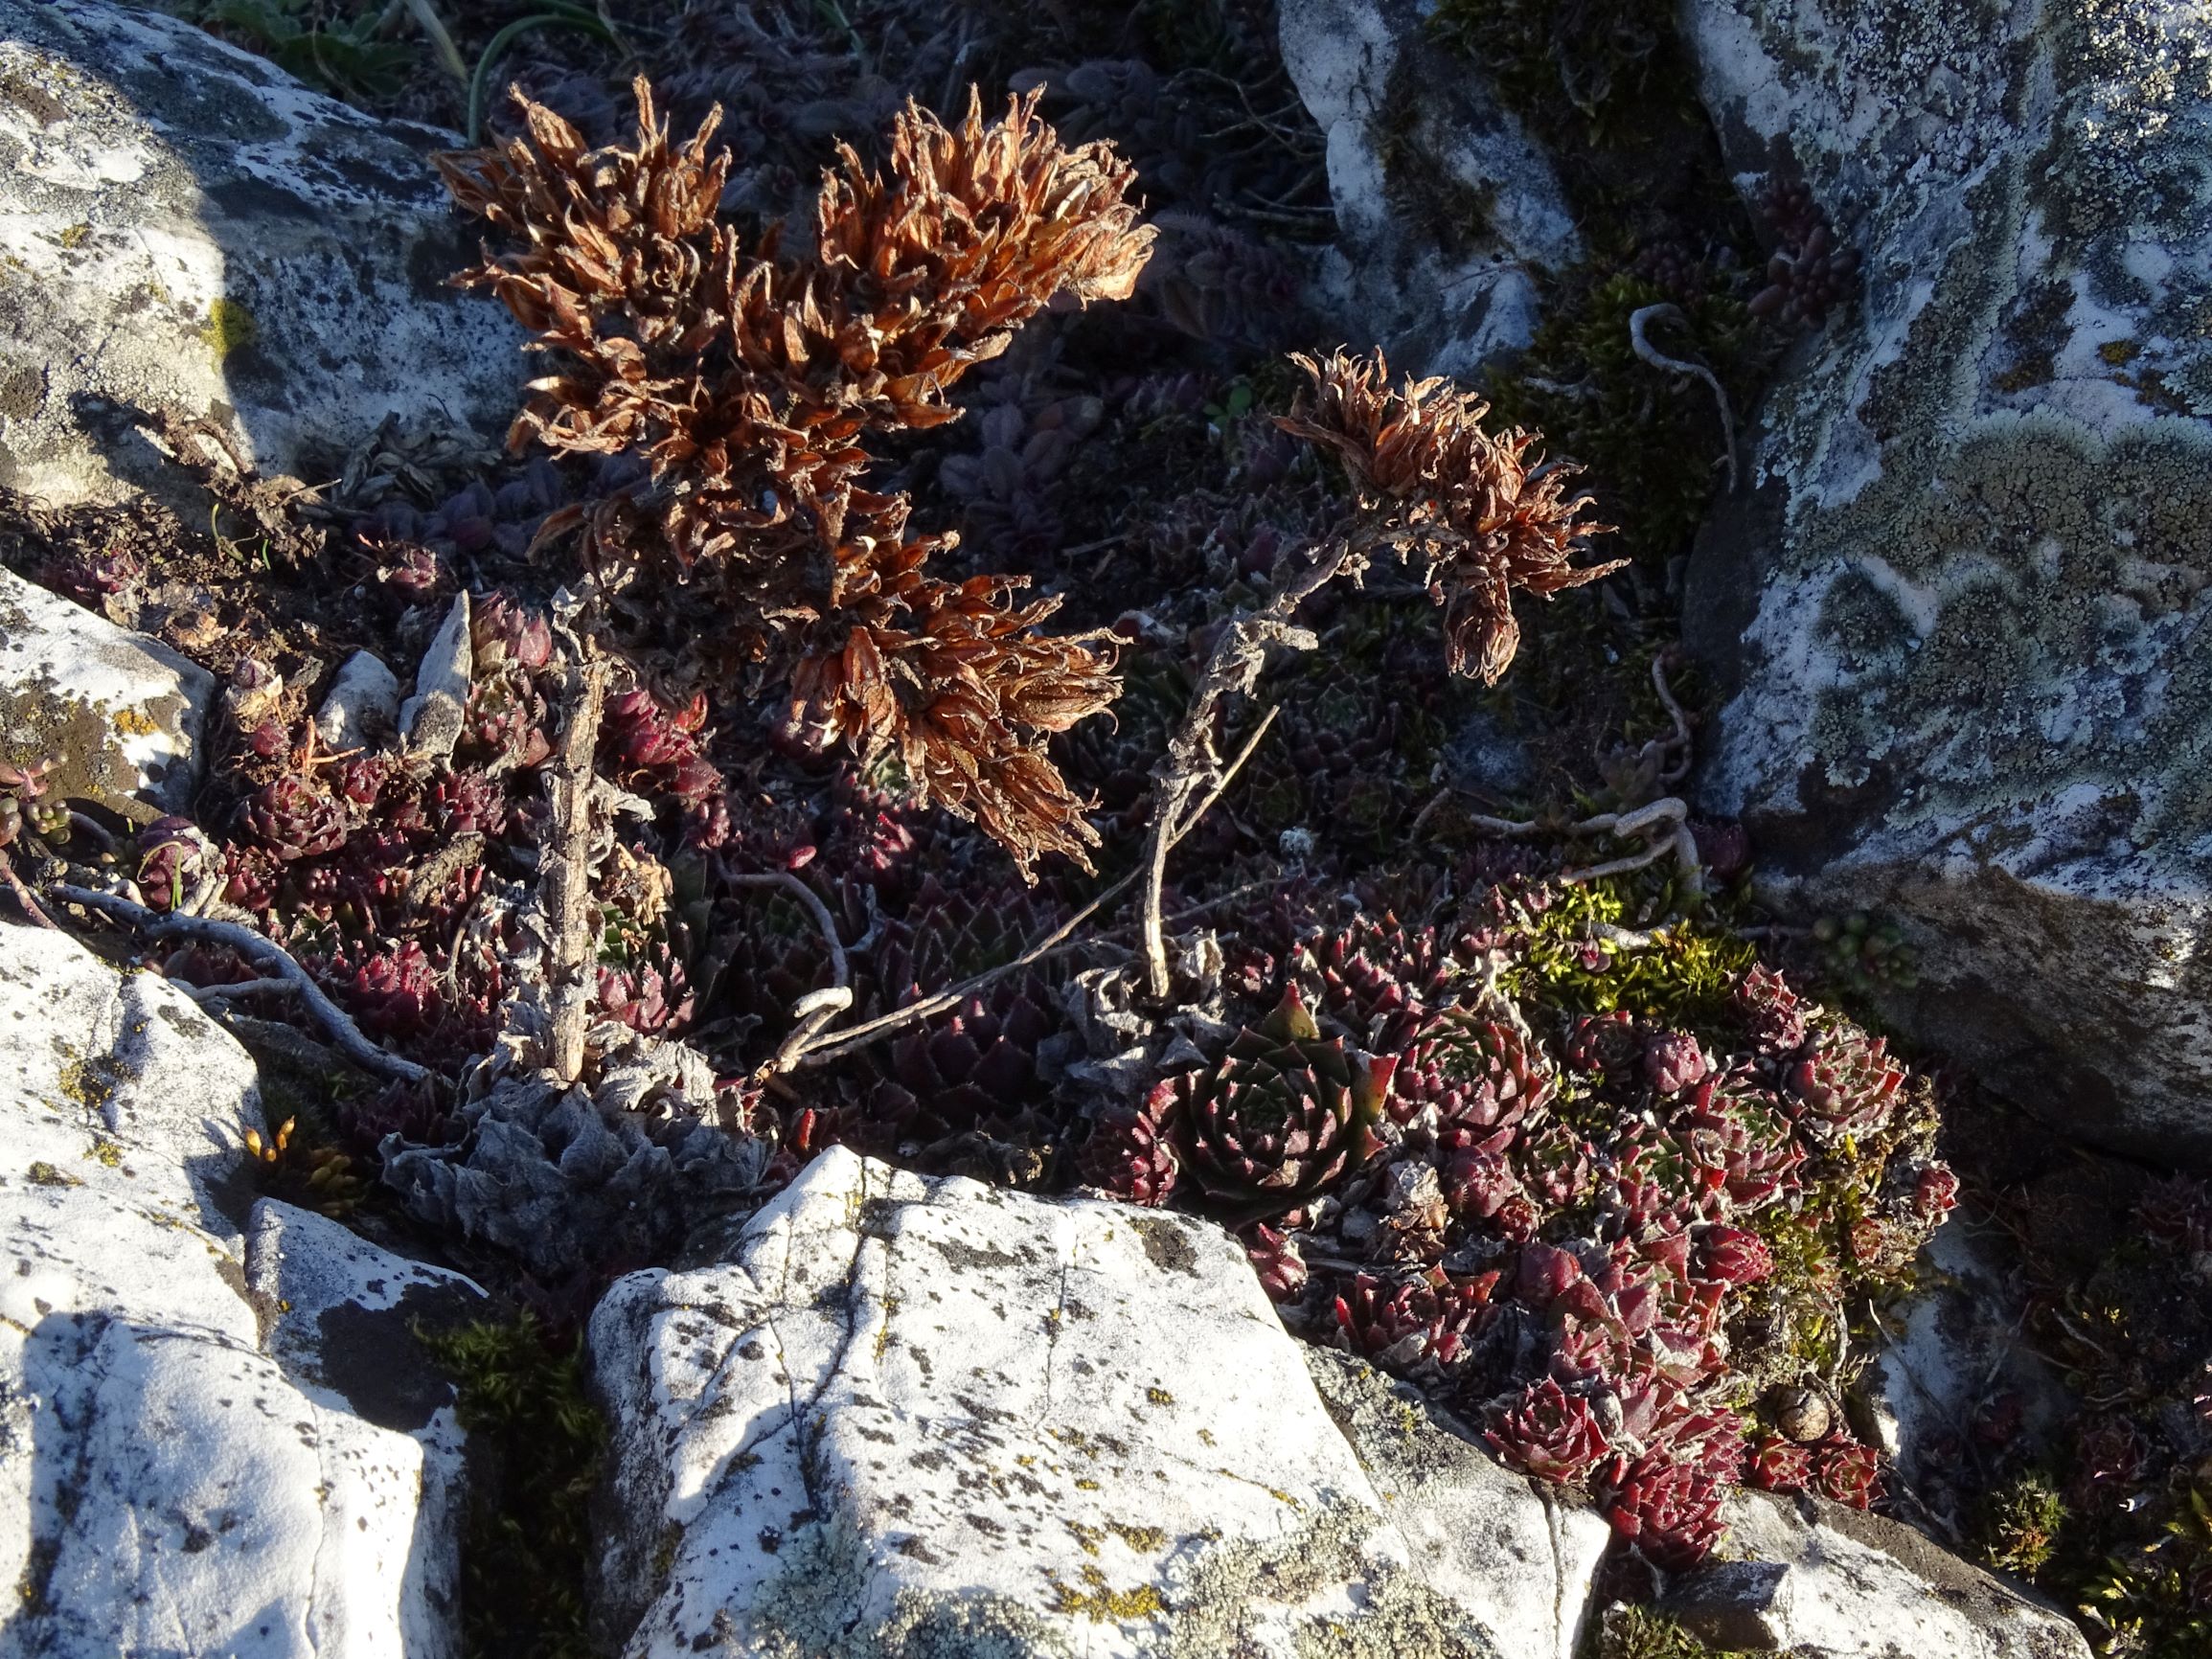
[313,649,401,752]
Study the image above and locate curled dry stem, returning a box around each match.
[49,883,429,1083]
[2,857,58,929]
[728,873,855,1078]
[1630,305,1738,493]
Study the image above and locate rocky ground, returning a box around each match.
[1,0,2206,1656]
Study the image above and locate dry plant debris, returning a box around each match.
[439,80,1153,874]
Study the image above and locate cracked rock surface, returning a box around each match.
[0,920,481,1659]
[1679,0,2212,1156]
[1665,1490,2092,1658]
[588,1145,1607,1658]
[0,0,522,507]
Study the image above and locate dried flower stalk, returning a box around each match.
[439,80,1154,875]
[1276,349,1623,683]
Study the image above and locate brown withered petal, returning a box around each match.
[1277,349,1624,684]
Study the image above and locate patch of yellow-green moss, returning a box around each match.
[200,298,258,358]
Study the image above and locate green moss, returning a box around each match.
[1488,272,1767,570]
[1505,875,1757,1025]
[416,1314,604,1659]
[199,297,258,358]
[1585,1603,1760,1659]
[1428,0,1705,158]
[1980,1469,2067,1578]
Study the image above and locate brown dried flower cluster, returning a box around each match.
[438,80,1155,874]
[1277,350,1623,683]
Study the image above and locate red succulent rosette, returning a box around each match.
[1487,1377,1610,1483]
[1605,1449,1726,1571]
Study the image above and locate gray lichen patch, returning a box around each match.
[0,565,212,817]
[1682,0,2212,1154]
[0,0,523,508]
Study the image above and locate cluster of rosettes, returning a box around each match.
[1083,916,1955,1572]
[125,590,599,1080]
[1749,177,1861,329]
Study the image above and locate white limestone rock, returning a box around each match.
[1677,0,2212,1155]
[313,648,401,753]
[1663,1489,2091,1658]
[1277,0,1578,377]
[1305,1349,1612,1659]
[0,0,523,508]
[0,921,474,1659]
[0,563,214,818]
[588,1146,1565,1657]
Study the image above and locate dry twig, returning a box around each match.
[787,706,1281,1072]
[728,872,855,1078]
[1138,538,1355,995]
[540,657,609,1086]
[49,884,429,1083]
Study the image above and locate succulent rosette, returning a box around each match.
[1079,1089,1180,1207]
[135,815,213,912]
[1514,1121,1595,1209]
[1563,1009,1642,1079]
[1488,1377,1610,1483]
[1732,964,1808,1055]
[1786,1027,1904,1139]
[1605,1449,1727,1571]
[1673,1073,1806,1212]
[1809,1436,1881,1509]
[242,773,347,861]
[1303,911,1471,1049]
[1243,1223,1309,1304]
[1334,1267,1497,1374]
[1694,1224,1774,1287]
[1392,1006,1554,1136]
[1745,1433,1814,1493]
[1170,986,1393,1210]
[874,985,1056,1148]
[1641,1030,1708,1095]
[595,960,695,1035]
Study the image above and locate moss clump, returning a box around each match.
[1488,273,1765,571]
[199,298,258,357]
[1506,872,1758,1025]
[417,1314,604,1659]
[1980,1469,2067,1578]
[1586,1603,1760,1659]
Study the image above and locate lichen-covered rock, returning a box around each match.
[313,648,400,752]
[1662,1489,2092,1658]
[1679,0,2212,1157]
[1305,1350,1611,1659]
[0,0,523,507]
[0,563,214,818]
[1277,0,1579,376]
[0,920,473,1659]
[587,1145,1605,1658]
